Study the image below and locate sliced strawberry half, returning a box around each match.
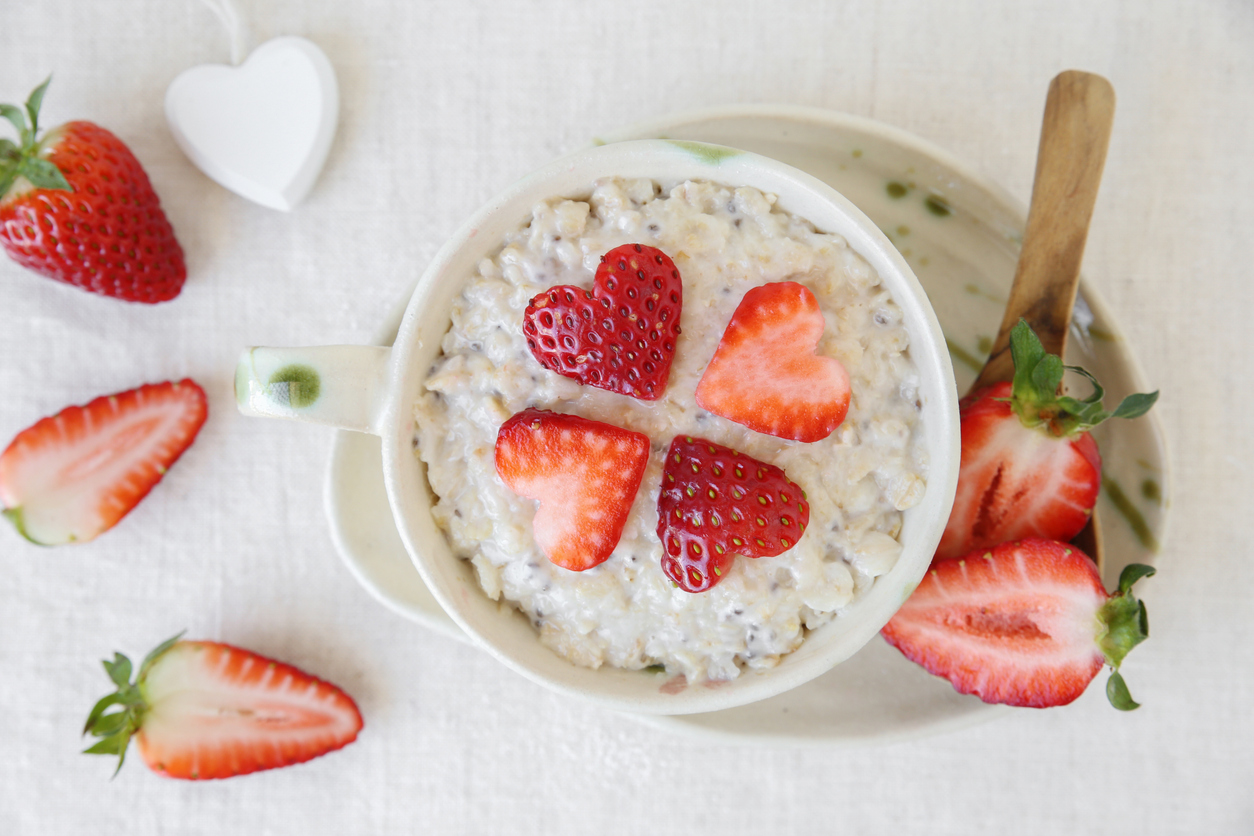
[495,408,650,570]
[83,636,363,779]
[695,281,850,442]
[882,538,1155,709]
[656,436,810,592]
[936,320,1158,561]
[523,243,682,401]
[0,379,208,545]
[936,380,1101,560]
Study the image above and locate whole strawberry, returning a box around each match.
[0,77,185,303]
[936,320,1157,561]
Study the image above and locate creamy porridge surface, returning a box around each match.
[413,177,927,682]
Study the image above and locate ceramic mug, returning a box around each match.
[234,139,960,715]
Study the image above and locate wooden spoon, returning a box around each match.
[968,70,1115,572]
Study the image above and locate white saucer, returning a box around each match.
[324,105,1170,745]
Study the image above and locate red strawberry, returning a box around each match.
[881,538,1155,709]
[0,379,208,545]
[695,281,850,442]
[936,320,1158,561]
[495,408,650,570]
[656,436,810,592]
[1,77,186,303]
[83,636,363,779]
[523,243,682,400]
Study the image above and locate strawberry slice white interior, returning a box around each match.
[517,435,635,563]
[884,540,1108,707]
[137,642,362,780]
[0,380,206,544]
[695,281,850,442]
[495,410,650,571]
[936,379,1103,560]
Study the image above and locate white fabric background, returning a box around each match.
[1,0,1250,833]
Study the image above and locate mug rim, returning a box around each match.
[376,139,959,714]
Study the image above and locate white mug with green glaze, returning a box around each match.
[234,139,961,716]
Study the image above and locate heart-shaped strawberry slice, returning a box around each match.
[695,281,850,442]
[495,408,650,571]
[523,244,682,401]
[657,436,810,592]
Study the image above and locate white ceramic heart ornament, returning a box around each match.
[165,36,339,211]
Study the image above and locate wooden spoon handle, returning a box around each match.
[970,71,1115,392]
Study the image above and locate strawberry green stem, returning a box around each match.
[1095,563,1155,710]
[1006,320,1158,437]
[82,633,183,776]
[0,76,71,200]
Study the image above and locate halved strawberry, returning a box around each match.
[936,320,1157,561]
[83,636,363,779]
[522,243,682,400]
[694,281,850,442]
[656,436,810,592]
[0,379,208,545]
[495,408,650,570]
[882,538,1154,709]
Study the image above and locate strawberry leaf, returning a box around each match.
[1058,365,1106,409]
[19,157,70,191]
[1094,563,1155,710]
[1009,318,1055,402]
[83,731,134,777]
[1,78,70,197]
[1006,320,1158,436]
[0,103,28,142]
[103,652,132,688]
[1029,353,1065,401]
[1118,563,1157,594]
[0,141,16,196]
[1106,671,1140,711]
[83,734,129,756]
[84,635,182,777]
[24,76,51,138]
[82,692,127,735]
[1009,314,1047,370]
[1111,391,1159,420]
[89,710,131,738]
[1099,590,1150,666]
[0,168,16,201]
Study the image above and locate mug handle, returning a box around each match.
[234,345,391,436]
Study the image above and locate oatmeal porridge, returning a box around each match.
[414,177,927,682]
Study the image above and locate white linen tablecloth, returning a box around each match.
[2,1,1251,833]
